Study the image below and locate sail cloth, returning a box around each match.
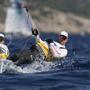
[5,0,33,36]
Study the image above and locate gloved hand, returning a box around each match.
[46,39,53,44]
[32,28,39,36]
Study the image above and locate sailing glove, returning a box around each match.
[46,39,53,44]
[32,28,39,36]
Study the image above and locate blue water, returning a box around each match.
[0,33,90,90]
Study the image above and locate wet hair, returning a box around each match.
[0,37,4,42]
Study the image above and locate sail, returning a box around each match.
[5,0,32,36]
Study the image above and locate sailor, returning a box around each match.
[0,33,9,60]
[32,29,68,61]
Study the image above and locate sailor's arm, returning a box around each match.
[32,29,44,43]
[35,35,45,43]
[50,43,68,58]
[6,47,10,58]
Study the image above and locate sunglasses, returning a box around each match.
[59,35,67,40]
[0,37,5,41]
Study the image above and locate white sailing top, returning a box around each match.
[0,44,9,56]
[36,35,68,58]
[50,41,67,58]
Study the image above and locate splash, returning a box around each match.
[0,60,23,73]
[0,57,76,74]
[0,59,55,74]
[22,59,55,73]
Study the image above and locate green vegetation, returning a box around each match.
[28,0,90,18]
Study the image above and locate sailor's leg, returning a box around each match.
[14,45,39,65]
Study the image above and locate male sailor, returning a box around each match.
[32,29,68,61]
[0,33,9,60]
[13,30,68,65]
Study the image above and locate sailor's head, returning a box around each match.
[0,33,5,44]
[59,31,68,45]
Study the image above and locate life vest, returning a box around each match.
[36,40,53,61]
[0,53,9,60]
[0,44,9,60]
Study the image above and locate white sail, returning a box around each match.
[5,0,32,36]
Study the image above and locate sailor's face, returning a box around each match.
[0,37,5,44]
[59,35,68,44]
[0,40,5,44]
[2,40,5,44]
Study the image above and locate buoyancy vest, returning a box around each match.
[0,44,9,60]
[36,40,53,61]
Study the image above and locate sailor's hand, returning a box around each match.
[32,28,39,36]
[46,39,53,44]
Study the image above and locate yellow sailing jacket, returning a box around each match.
[0,53,9,60]
[36,40,53,61]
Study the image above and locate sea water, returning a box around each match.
[0,33,90,90]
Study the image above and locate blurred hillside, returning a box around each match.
[0,0,90,34]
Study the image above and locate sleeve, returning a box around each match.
[35,35,43,43]
[35,35,47,45]
[6,47,10,57]
[50,43,67,58]
[35,35,48,48]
